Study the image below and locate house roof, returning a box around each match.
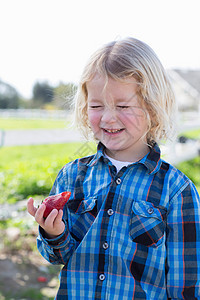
[174,69,200,94]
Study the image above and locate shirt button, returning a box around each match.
[147,207,154,214]
[107,209,114,216]
[116,178,121,184]
[102,242,109,250]
[99,274,105,281]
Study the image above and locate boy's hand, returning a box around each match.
[27,197,65,239]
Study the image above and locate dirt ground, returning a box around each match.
[0,225,61,300]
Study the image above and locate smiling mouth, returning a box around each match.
[103,128,124,133]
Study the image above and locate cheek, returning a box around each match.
[88,110,101,128]
[120,112,147,132]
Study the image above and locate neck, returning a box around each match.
[104,145,150,162]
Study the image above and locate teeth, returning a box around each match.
[105,129,122,133]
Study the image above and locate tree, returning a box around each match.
[53,82,77,110]
[32,81,54,105]
[0,80,20,109]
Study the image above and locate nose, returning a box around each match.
[101,106,117,123]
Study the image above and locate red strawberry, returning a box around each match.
[42,191,71,218]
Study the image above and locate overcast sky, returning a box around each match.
[1,0,200,98]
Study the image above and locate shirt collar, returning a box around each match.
[141,142,162,174]
[87,142,162,174]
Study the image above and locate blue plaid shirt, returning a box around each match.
[37,142,200,299]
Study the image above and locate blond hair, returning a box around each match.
[73,37,176,145]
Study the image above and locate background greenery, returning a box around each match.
[0,79,77,110]
[0,140,96,300]
[0,117,199,205]
[0,142,97,204]
[0,118,68,130]
[180,128,200,139]
[0,140,199,205]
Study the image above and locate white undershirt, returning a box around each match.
[104,153,134,172]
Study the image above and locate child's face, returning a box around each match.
[87,75,149,162]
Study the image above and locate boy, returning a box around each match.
[28,37,200,299]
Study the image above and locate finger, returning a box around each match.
[53,210,65,235]
[35,204,46,225]
[44,209,59,227]
[27,197,37,217]
[53,209,63,226]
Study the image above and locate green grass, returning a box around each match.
[179,128,200,139]
[0,137,199,204]
[0,118,70,130]
[14,289,54,300]
[0,142,96,204]
[0,141,96,300]
[176,128,200,193]
[177,156,200,193]
[0,285,55,300]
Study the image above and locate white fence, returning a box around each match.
[0,109,199,121]
[0,109,69,119]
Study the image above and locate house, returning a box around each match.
[168,69,200,112]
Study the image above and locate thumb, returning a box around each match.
[27,197,37,217]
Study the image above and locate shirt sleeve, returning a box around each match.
[37,218,78,265]
[36,164,79,265]
[166,180,200,299]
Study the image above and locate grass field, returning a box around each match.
[0,140,199,205]
[181,128,200,139]
[0,142,97,204]
[0,118,70,130]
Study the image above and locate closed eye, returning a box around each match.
[89,105,102,109]
[117,106,129,109]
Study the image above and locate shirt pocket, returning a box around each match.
[129,200,167,248]
[67,197,98,242]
